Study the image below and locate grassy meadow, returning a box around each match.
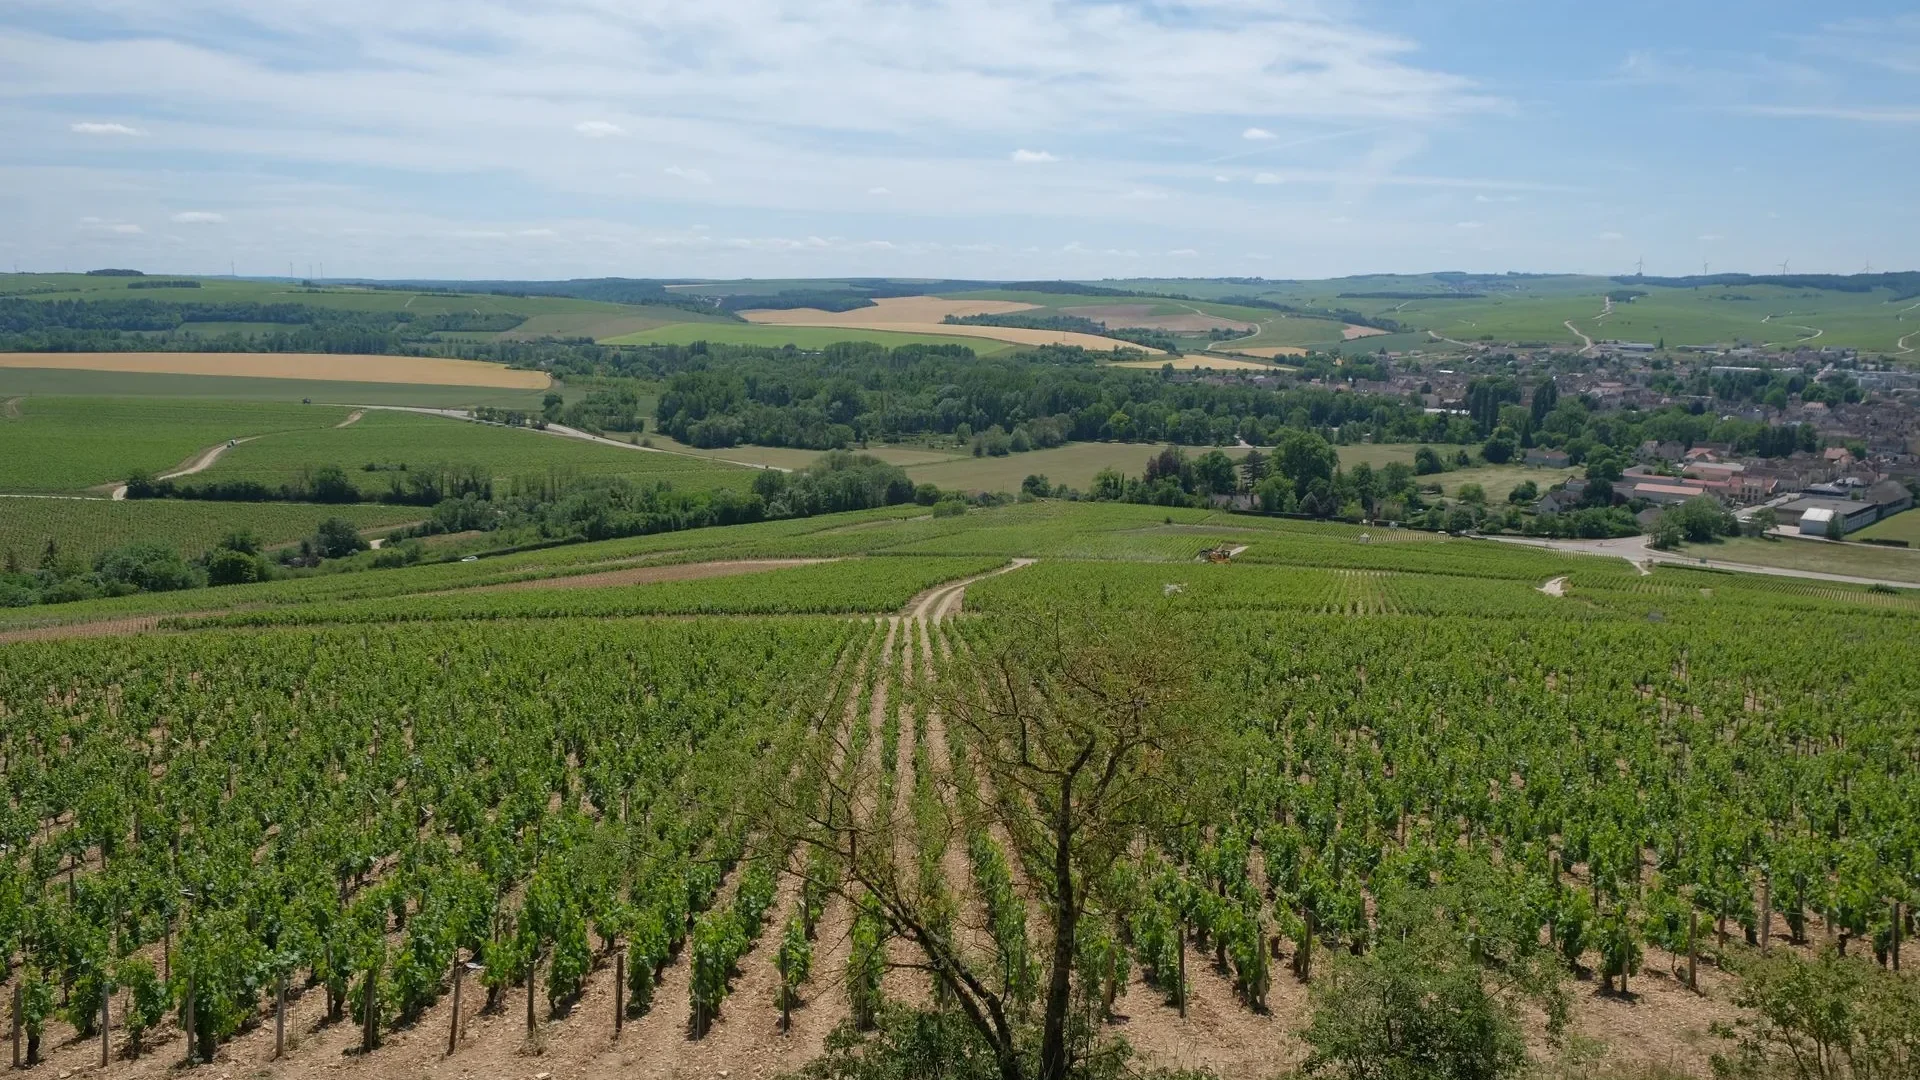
[0,397,353,492]
[190,408,754,492]
[0,366,557,409]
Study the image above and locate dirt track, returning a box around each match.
[110,436,258,499]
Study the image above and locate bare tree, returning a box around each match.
[778,601,1211,1080]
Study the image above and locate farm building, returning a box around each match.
[1626,481,1713,506]
[1523,448,1571,468]
[1780,497,1882,536]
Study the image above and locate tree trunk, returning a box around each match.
[1039,790,1076,1080]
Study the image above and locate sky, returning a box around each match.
[2,0,1917,281]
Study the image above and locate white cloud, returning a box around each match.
[1597,230,1624,241]
[1474,193,1521,203]
[70,121,142,136]
[1698,233,1724,241]
[663,165,712,184]
[867,186,891,195]
[1253,172,1284,184]
[1121,188,1169,201]
[1243,127,1275,140]
[1455,220,1483,229]
[170,211,226,224]
[1167,248,1199,257]
[1010,149,1058,164]
[1213,175,1230,183]
[518,227,556,237]
[573,120,624,137]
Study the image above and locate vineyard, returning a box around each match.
[0,499,426,565]
[0,500,1915,1080]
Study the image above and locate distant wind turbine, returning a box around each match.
[1778,260,1790,275]
[1634,256,1645,276]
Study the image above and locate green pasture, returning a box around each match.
[0,366,557,409]
[190,408,754,493]
[0,397,352,493]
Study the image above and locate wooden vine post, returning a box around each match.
[183,970,197,1066]
[448,956,464,1055]
[1686,907,1699,992]
[1176,913,1188,1019]
[100,990,110,1067]
[361,965,378,1053]
[613,950,625,1039]
[11,981,20,1069]
[525,958,537,1034]
[275,976,286,1059]
[1759,873,1772,953]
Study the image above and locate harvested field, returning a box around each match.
[480,558,833,592]
[1110,355,1274,370]
[741,296,1164,354]
[1342,324,1388,340]
[0,352,551,388]
[1062,304,1255,333]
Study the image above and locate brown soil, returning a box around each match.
[1341,325,1388,340]
[0,352,551,388]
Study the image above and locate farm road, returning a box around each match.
[1483,533,1918,590]
[108,435,259,500]
[324,404,793,472]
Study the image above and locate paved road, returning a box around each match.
[1481,533,1918,590]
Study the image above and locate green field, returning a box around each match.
[0,366,557,409]
[0,396,352,492]
[1678,533,1920,584]
[0,498,424,564]
[1105,274,1920,354]
[602,320,1016,354]
[1323,443,1578,502]
[1855,507,1920,545]
[189,408,754,493]
[900,441,1231,493]
[0,274,629,318]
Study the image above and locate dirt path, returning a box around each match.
[899,558,1035,618]
[1538,575,1568,597]
[1427,328,1478,350]
[1564,320,1595,355]
[335,409,365,427]
[324,405,792,473]
[1896,328,1916,356]
[109,436,259,500]
[0,396,19,418]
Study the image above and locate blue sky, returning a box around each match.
[2,0,1915,280]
